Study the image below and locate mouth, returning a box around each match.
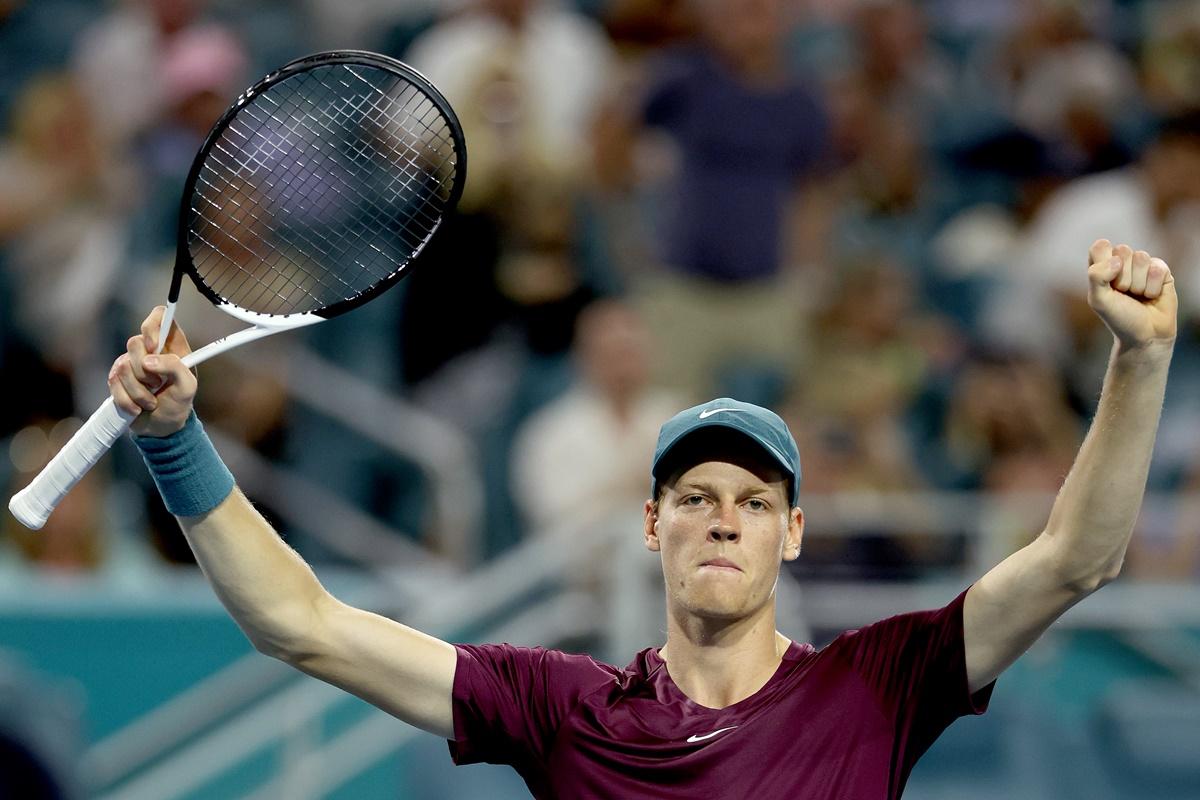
[699,558,742,573]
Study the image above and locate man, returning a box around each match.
[511,300,682,533]
[615,0,830,399]
[108,240,1175,798]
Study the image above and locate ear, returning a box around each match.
[782,506,804,562]
[644,499,661,552]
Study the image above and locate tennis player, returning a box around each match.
[109,239,1175,798]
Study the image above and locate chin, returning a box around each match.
[681,588,752,621]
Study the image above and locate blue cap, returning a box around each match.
[651,397,802,506]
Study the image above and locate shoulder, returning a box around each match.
[511,389,598,456]
[1037,168,1146,218]
[822,589,971,662]
[405,15,503,84]
[456,643,623,692]
[531,7,614,51]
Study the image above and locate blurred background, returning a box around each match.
[1,0,1199,797]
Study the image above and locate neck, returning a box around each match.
[715,47,787,88]
[658,602,790,709]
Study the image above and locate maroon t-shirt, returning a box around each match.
[449,588,993,799]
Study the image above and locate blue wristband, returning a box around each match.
[135,411,235,517]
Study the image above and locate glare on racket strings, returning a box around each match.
[186,58,461,318]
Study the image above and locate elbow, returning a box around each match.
[250,634,292,662]
[1095,561,1125,589]
[245,597,330,665]
[1062,561,1124,595]
[1041,532,1126,595]
[248,629,305,663]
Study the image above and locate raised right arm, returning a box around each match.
[110,307,458,739]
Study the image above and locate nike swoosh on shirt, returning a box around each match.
[698,408,742,419]
[686,726,738,743]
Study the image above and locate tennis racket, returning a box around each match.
[9,50,466,530]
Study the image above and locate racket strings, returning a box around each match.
[199,82,438,308]
[188,62,460,316]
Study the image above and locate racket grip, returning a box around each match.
[8,398,137,530]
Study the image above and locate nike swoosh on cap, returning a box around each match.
[698,408,743,419]
[686,725,738,743]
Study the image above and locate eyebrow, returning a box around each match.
[676,482,774,498]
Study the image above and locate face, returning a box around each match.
[698,0,791,62]
[644,457,803,622]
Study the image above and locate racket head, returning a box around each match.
[173,50,466,321]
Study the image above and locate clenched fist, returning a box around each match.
[107,306,197,437]
[1086,239,1178,351]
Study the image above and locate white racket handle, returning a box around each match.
[8,398,137,530]
[8,309,316,530]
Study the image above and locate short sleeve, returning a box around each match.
[835,588,995,766]
[448,643,616,771]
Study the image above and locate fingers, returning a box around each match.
[1145,257,1170,299]
[166,319,192,357]
[1089,238,1113,268]
[126,335,151,385]
[140,306,165,349]
[1129,250,1151,295]
[108,355,156,416]
[1089,242,1169,300]
[139,306,193,357]
[143,353,198,401]
[1087,251,1122,289]
[1113,243,1134,292]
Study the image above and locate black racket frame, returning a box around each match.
[170,50,467,319]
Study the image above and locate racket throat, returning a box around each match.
[156,301,179,356]
[181,310,324,370]
[157,268,187,355]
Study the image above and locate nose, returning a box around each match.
[708,506,740,543]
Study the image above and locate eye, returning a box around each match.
[683,494,706,506]
[745,498,768,511]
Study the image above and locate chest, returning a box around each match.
[543,666,897,799]
[672,82,817,169]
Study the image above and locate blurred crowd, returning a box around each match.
[2,0,1200,581]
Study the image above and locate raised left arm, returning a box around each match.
[963,239,1178,693]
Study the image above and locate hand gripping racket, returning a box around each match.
[9,51,466,529]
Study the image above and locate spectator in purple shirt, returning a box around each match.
[108,238,1176,798]
[613,0,830,401]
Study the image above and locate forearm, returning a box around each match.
[136,413,329,659]
[1042,338,1174,588]
[181,489,330,659]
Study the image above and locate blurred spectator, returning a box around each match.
[1126,461,1200,581]
[798,262,939,432]
[781,261,951,579]
[510,300,680,532]
[70,0,215,150]
[938,349,1080,492]
[398,0,616,391]
[849,0,955,127]
[814,102,949,281]
[995,113,1200,406]
[968,0,1138,177]
[615,0,829,402]
[129,23,250,259]
[1010,41,1137,177]
[600,0,696,53]
[1138,0,1200,116]
[0,71,138,375]
[406,0,614,208]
